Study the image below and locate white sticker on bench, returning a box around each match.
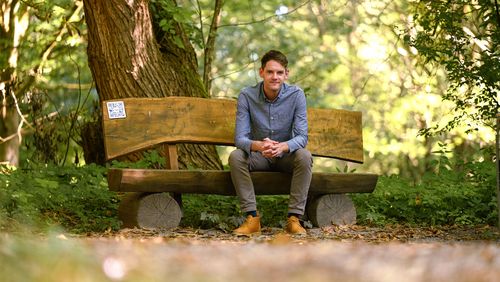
[106,101,127,119]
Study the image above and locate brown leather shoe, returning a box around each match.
[233,214,261,235]
[285,215,306,234]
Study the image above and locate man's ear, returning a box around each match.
[285,69,289,80]
[259,67,264,79]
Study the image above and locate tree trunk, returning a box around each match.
[202,0,223,93]
[0,1,29,166]
[82,0,222,169]
[0,100,20,166]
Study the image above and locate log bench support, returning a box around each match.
[118,144,184,229]
[102,97,378,229]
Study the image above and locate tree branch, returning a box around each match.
[495,0,500,27]
[194,0,205,49]
[0,88,34,144]
[218,0,310,28]
[0,111,58,143]
[203,0,223,93]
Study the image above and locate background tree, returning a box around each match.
[82,0,222,169]
[0,0,29,166]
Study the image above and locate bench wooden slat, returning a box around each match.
[102,97,364,163]
[107,168,378,195]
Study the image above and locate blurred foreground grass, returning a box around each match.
[0,233,110,282]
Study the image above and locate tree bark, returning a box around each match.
[0,101,20,165]
[0,0,29,166]
[83,0,221,169]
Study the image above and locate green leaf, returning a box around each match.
[172,35,184,49]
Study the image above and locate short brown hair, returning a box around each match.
[261,50,288,69]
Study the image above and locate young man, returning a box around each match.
[229,50,313,235]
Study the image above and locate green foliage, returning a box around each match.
[110,150,167,169]
[182,155,498,229]
[23,87,95,166]
[198,0,496,178]
[353,159,498,226]
[336,163,357,173]
[0,156,495,234]
[150,0,200,49]
[0,163,120,233]
[181,194,289,231]
[407,0,500,133]
[1,0,94,167]
[181,195,239,231]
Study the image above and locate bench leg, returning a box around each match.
[306,194,356,227]
[118,192,182,229]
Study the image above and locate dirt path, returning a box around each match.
[76,226,500,282]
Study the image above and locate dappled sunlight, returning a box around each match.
[358,35,389,73]
[130,3,150,80]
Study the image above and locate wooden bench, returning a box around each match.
[102,97,378,229]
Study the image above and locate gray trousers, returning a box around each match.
[228,148,313,215]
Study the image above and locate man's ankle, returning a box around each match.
[246,210,258,217]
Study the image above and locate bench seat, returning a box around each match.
[108,168,378,195]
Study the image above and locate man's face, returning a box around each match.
[259,60,288,95]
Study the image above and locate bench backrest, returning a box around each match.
[102,97,364,163]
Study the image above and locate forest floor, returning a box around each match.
[70,225,500,282]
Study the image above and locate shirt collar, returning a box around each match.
[259,81,286,103]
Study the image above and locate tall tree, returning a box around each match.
[82,0,222,169]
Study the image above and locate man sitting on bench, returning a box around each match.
[229,50,313,235]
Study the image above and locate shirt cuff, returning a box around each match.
[287,140,299,153]
[242,140,252,155]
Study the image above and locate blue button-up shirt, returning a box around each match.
[234,81,308,155]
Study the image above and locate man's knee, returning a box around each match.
[294,149,312,166]
[229,149,247,166]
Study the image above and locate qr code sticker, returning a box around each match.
[106,101,127,119]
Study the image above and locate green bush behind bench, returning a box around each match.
[353,160,497,226]
[0,157,496,233]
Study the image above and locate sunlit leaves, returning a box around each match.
[150,0,201,49]
[407,0,500,133]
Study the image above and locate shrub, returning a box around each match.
[0,163,120,233]
[352,160,498,226]
[181,194,289,231]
